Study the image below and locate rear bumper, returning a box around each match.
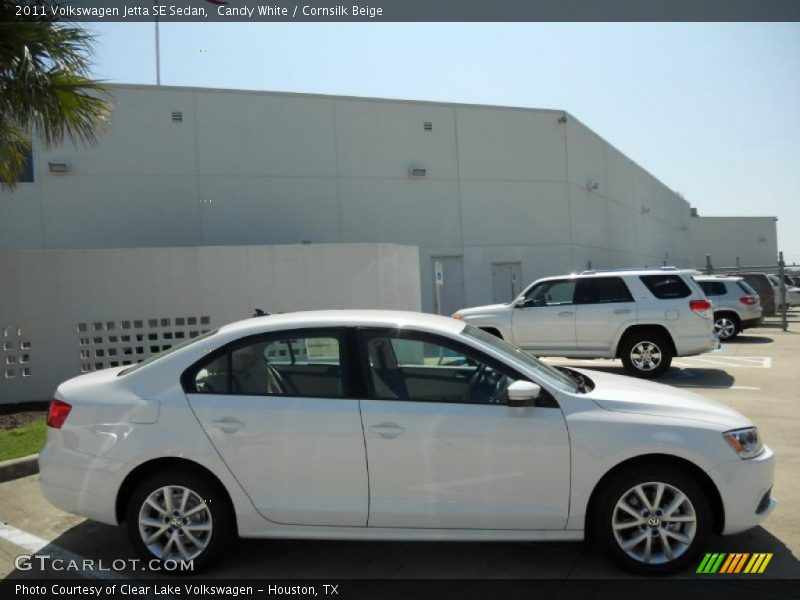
[39,431,122,525]
[708,445,776,535]
[675,333,718,357]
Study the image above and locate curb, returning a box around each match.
[0,454,39,484]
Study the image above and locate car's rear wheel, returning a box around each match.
[620,332,673,378]
[126,470,232,572]
[713,313,739,341]
[591,465,711,575]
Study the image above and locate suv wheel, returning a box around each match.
[126,470,232,572]
[713,313,739,341]
[620,332,673,378]
[591,465,711,575]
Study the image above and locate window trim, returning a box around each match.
[354,327,557,408]
[181,327,352,399]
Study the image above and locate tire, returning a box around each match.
[713,313,740,341]
[590,464,711,575]
[126,470,232,573]
[620,331,673,378]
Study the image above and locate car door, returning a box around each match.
[184,328,368,527]
[357,328,570,530]
[511,279,577,352]
[574,277,637,352]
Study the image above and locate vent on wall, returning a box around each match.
[423,121,432,132]
[171,111,183,122]
[76,315,211,373]
[1,326,31,380]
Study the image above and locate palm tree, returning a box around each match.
[0,1,111,188]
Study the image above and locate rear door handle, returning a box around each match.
[558,311,574,317]
[211,418,244,433]
[614,309,631,314]
[368,422,405,439]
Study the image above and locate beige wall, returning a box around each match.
[690,216,779,269]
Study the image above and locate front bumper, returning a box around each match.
[708,445,776,535]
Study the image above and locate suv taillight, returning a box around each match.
[739,296,758,306]
[47,399,72,429]
[690,299,713,318]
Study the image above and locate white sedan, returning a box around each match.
[39,311,776,574]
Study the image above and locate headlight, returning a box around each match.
[723,427,764,459]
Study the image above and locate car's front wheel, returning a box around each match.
[126,470,232,572]
[620,332,673,378]
[591,465,711,575]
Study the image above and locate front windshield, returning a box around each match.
[462,325,578,393]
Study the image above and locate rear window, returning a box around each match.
[737,280,758,295]
[575,277,633,304]
[640,275,692,299]
[119,329,218,376]
[698,281,727,297]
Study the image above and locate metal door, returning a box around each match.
[492,262,522,304]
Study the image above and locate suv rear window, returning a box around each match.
[698,281,727,297]
[737,280,758,295]
[640,275,692,299]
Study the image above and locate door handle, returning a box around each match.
[614,309,632,314]
[368,422,405,439]
[211,418,244,433]
[558,311,574,317]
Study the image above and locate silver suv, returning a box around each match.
[694,275,763,340]
[453,267,718,378]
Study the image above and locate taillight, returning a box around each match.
[739,296,758,306]
[47,399,72,429]
[690,299,713,318]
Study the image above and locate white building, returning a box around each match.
[1,84,778,315]
[690,214,779,270]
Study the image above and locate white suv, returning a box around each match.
[453,268,718,378]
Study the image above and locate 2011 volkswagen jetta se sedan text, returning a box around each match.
[39,311,776,574]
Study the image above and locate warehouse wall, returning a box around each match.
[0,243,420,405]
[0,84,765,313]
[689,216,779,269]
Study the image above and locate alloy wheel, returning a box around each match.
[138,485,213,561]
[714,317,736,340]
[630,341,662,372]
[612,481,697,565]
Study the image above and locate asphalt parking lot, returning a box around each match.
[1,312,798,584]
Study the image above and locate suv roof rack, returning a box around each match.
[579,266,680,275]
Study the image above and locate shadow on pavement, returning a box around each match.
[727,335,774,345]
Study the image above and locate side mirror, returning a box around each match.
[514,297,531,308]
[507,380,541,407]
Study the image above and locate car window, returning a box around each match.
[187,330,345,398]
[698,281,727,296]
[359,329,524,406]
[639,275,692,299]
[524,280,575,307]
[575,277,633,304]
[737,280,758,295]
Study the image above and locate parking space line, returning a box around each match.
[673,356,772,369]
[0,522,120,580]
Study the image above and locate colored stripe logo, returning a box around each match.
[697,553,773,574]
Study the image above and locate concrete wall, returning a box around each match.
[690,216,779,269]
[0,243,420,405]
[0,84,765,312]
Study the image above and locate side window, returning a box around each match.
[698,281,726,296]
[359,330,523,405]
[524,280,575,307]
[193,353,230,394]
[639,275,691,299]
[575,277,633,304]
[185,330,344,398]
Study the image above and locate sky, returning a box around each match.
[86,22,800,264]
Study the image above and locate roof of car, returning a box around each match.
[217,310,467,337]
[533,268,701,283]
[693,275,743,281]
